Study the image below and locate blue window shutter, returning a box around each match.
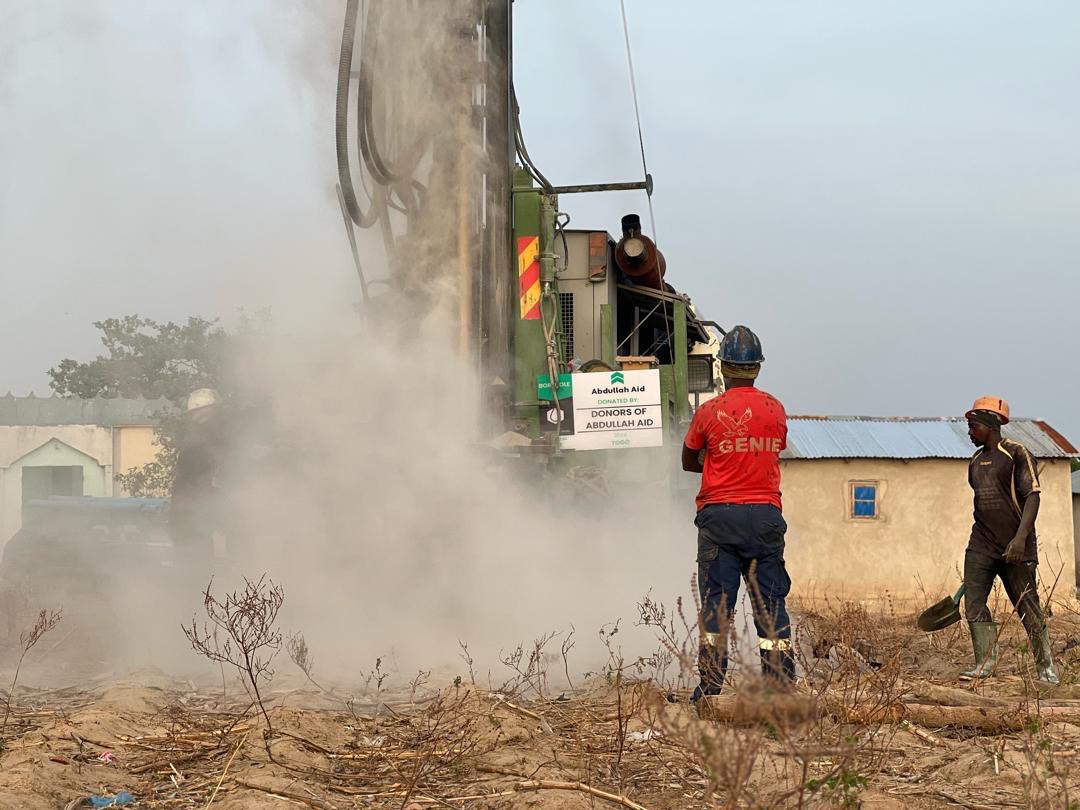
[853,499,876,517]
[853,486,876,502]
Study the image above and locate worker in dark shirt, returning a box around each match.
[963,396,1058,684]
[170,388,227,575]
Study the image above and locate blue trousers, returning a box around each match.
[695,503,793,693]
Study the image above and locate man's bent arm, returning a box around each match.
[1017,492,1040,540]
[682,443,704,473]
[1004,492,1040,562]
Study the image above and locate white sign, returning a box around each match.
[561,369,663,451]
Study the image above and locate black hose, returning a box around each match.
[356,0,397,186]
[358,0,430,190]
[511,81,552,192]
[336,0,458,229]
[335,0,380,227]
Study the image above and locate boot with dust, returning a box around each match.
[759,645,796,686]
[690,635,728,703]
[962,621,999,678]
[1032,627,1060,685]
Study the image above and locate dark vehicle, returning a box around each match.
[0,496,173,606]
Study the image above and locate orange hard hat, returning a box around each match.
[965,396,1010,425]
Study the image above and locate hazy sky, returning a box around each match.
[3,1,1080,437]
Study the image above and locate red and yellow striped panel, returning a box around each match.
[517,235,541,320]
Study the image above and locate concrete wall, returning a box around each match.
[1073,492,1080,597]
[114,426,161,493]
[0,425,114,543]
[780,457,1075,602]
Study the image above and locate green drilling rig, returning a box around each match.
[333,0,720,492]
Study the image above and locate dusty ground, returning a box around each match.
[3,596,1080,809]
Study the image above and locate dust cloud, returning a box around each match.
[217,322,698,683]
[198,0,702,683]
[58,1,706,687]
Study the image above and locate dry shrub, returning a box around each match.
[498,630,560,700]
[0,607,62,750]
[392,686,491,806]
[183,575,284,745]
[636,589,911,808]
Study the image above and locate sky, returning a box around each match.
[2,1,1080,437]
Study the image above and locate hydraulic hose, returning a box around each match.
[357,0,429,190]
[335,0,380,227]
[356,0,398,186]
[337,0,432,227]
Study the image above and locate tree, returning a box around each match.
[114,427,181,497]
[49,312,272,497]
[49,315,240,497]
[48,315,228,401]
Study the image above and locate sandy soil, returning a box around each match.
[2,599,1080,809]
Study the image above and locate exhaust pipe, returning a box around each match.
[614,213,666,289]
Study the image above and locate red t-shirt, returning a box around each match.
[683,386,787,511]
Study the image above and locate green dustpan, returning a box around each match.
[917,583,966,632]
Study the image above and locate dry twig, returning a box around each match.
[183,576,284,745]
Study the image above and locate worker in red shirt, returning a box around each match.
[682,325,792,701]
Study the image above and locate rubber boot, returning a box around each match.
[759,648,796,687]
[962,621,999,678]
[690,639,728,704]
[1032,627,1060,685]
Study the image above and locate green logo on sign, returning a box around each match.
[610,371,625,384]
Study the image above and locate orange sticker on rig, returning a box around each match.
[517,236,541,320]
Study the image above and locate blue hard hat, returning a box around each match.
[720,325,764,365]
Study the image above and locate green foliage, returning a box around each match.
[48,315,228,401]
[806,770,869,808]
[48,312,271,497]
[114,413,183,497]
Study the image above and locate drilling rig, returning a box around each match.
[334,0,720,491]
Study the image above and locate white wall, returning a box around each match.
[0,425,114,543]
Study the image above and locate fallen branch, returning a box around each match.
[130,747,220,775]
[205,732,248,807]
[514,779,650,810]
[476,765,649,810]
[233,778,336,809]
[842,701,1080,733]
[900,719,948,747]
[697,690,1080,733]
[906,683,1003,708]
[837,701,1010,732]
[127,726,251,743]
[484,693,544,722]
[934,787,1017,810]
[276,729,336,755]
[695,692,818,726]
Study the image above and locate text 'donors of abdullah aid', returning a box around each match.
[561,369,663,451]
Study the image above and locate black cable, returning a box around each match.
[338,0,430,231]
[357,0,398,186]
[335,0,380,228]
[555,211,570,275]
[510,80,552,192]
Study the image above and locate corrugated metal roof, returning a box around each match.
[1072,470,1080,495]
[782,417,1077,460]
[0,395,173,427]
